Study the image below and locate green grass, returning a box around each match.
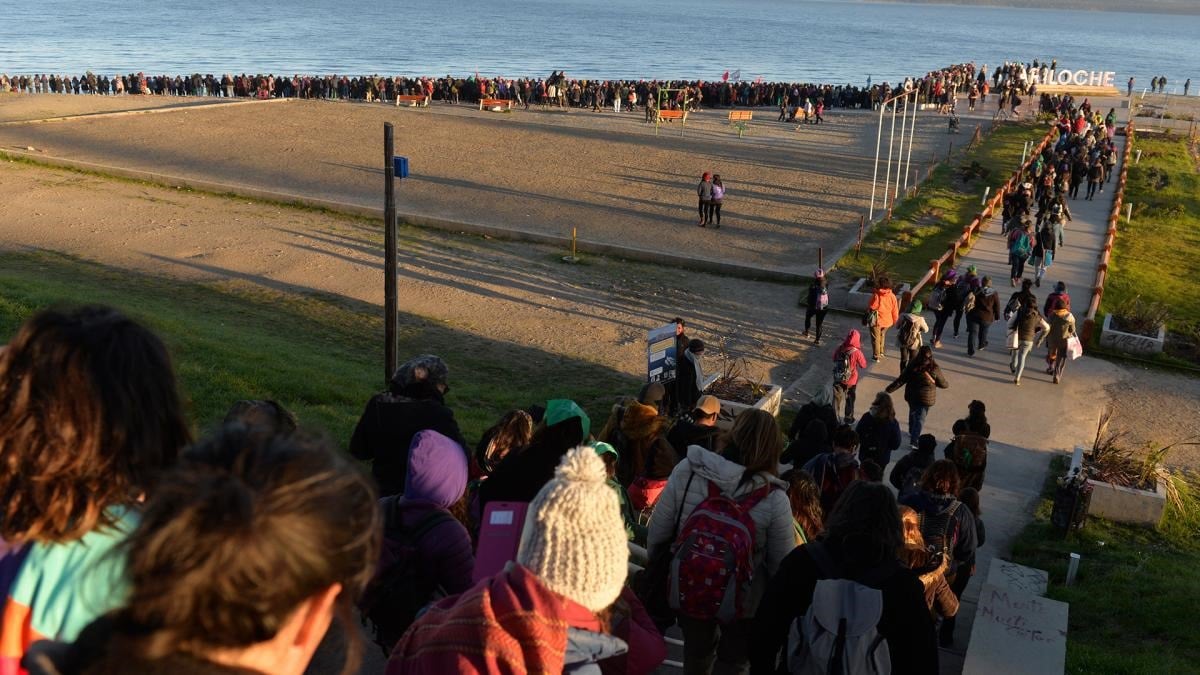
[0,250,638,447]
[1102,135,1200,331]
[837,121,1046,285]
[1009,456,1200,674]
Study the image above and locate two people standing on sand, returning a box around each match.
[696,172,725,228]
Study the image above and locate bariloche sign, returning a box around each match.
[1042,70,1117,87]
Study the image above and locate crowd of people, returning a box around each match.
[0,304,995,674]
[0,60,1059,121]
[0,56,1091,675]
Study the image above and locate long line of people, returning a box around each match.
[0,306,995,674]
[1,60,1058,118]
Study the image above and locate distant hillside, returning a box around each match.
[846,0,1200,14]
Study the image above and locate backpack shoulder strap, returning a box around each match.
[706,479,723,500]
[673,471,697,536]
[736,481,773,511]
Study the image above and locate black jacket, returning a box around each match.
[899,491,980,575]
[349,387,466,497]
[675,352,703,415]
[749,543,939,675]
[478,416,584,507]
[968,287,1001,325]
[788,401,839,441]
[889,449,934,493]
[667,417,720,455]
[886,363,949,407]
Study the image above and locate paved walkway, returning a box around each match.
[842,117,1128,673]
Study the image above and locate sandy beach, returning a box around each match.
[0,93,254,123]
[0,156,823,391]
[0,93,974,274]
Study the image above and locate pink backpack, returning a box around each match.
[668,480,771,624]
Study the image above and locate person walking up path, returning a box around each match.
[850,104,1128,674]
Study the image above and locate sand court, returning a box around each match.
[0,94,965,274]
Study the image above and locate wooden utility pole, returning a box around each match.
[383,123,398,387]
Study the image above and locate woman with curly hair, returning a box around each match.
[0,306,191,671]
[781,469,824,545]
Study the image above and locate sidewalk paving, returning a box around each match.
[843,116,1129,673]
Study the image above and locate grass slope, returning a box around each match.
[1010,456,1200,674]
[1103,135,1200,330]
[0,251,638,446]
[838,121,1043,285]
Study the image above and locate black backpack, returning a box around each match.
[359,497,456,654]
[918,503,962,571]
[896,315,919,349]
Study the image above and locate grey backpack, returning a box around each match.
[787,543,892,675]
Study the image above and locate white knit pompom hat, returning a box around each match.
[516,446,629,612]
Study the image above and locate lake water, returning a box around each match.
[2,0,1196,91]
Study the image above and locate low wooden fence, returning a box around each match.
[900,124,1060,308]
[1080,119,1136,343]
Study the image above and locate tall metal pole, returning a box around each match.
[883,95,898,210]
[895,94,909,198]
[868,100,886,221]
[383,123,398,388]
[904,90,917,191]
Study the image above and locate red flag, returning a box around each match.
[722,70,729,82]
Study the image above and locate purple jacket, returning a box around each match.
[395,430,474,595]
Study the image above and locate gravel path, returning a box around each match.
[1104,364,1200,470]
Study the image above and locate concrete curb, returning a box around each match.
[0,97,290,127]
[0,148,807,283]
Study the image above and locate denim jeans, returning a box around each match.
[1009,253,1027,281]
[933,309,953,342]
[1011,340,1034,380]
[908,404,930,448]
[967,319,992,355]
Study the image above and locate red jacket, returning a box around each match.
[389,564,595,674]
[833,330,869,387]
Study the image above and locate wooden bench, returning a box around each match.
[394,94,429,107]
[479,97,513,112]
[728,109,753,137]
[655,108,688,136]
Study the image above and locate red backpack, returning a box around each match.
[668,481,771,624]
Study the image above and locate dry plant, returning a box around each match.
[708,338,768,403]
[1086,407,1200,513]
[868,254,893,290]
[1112,294,1170,336]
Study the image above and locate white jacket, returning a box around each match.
[646,445,795,615]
